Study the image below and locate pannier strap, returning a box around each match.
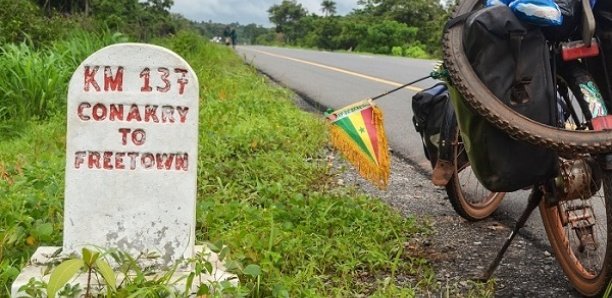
[438,105,456,163]
[509,31,532,105]
[444,11,474,32]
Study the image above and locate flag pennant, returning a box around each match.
[326,100,390,189]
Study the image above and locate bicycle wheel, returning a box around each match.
[539,73,612,297]
[540,168,612,297]
[443,0,612,154]
[446,128,505,221]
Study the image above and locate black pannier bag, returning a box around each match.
[412,83,456,186]
[453,4,559,192]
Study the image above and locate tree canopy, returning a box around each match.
[267,0,309,43]
[266,0,450,57]
[321,0,337,16]
[1,0,185,45]
[1,0,450,58]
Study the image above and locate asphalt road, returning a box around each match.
[237,45,547,247]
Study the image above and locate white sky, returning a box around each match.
[170,0,359,27]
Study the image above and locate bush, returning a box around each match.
[0,0,70,46]
[391,46,403,56]
[355,20,418,54]
[403,44,430,59]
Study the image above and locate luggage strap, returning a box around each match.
[509,31,532,105]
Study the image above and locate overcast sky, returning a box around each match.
[170,0,360,27]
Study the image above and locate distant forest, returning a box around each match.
[1,0,452,58]
[197,0,453,58]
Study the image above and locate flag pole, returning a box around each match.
[370,75,432,101]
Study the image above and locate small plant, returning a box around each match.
[17,245,259,297]
[45,248,116,298]
[604,280,611,298]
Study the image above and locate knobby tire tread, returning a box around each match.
[442,0,612,154]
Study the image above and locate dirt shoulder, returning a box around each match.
[340,154,580,297]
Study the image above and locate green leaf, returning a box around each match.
[47,258,84,298]
[184,272,195,293]
[219,246,230,261]
[207,241,221,253]
[204,261,213,274]
[33,222,53,237]
[242,264,261,277]
[196,284,210,295]
[95,258,116,291]
[82,248,99,267]
[224,260,241,272]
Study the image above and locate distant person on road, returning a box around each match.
[223,26,231,46]
[230,27,237,49]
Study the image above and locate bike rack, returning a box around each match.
[583,0,596,46]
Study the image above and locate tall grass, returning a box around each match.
[0,44,69,122]
[0,30,127,127]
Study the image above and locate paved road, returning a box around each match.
[238,46,439,168]
[237,45,546,246]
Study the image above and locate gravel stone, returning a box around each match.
[338,154,581,297]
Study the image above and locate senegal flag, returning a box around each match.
[326,100,390,189]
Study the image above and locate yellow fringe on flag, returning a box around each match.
[328,103,390,189]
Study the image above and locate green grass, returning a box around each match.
[0,29,127,129]
[0,30,434,296]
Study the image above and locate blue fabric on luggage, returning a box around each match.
[509,0,563,26]
[485,0,512,6]
[486,0,563,26]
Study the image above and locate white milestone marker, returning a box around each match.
[63,43,199,266]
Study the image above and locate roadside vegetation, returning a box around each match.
[196,0,450,59]
[0,0,441,296]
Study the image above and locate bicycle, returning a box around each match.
[410,79,505,221]
[445,125,506,221]
[443,0,612,296]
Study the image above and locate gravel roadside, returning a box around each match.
[338,154,580,297]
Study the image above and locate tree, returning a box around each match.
[0,0,66,45]
[242,23,271,44]
[358,20,417,54]
[356,0,444,26]
[268,0,308,43]
[354,0,447,55]
[321,0,337,17]
[88,0,177,40]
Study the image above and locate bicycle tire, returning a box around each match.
[539,170,612,297]
[540,68,612,296]
[443,0,612,155]
[446,128,505,221]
